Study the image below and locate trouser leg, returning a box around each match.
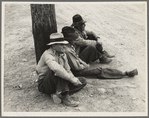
[72,64,124,79]
[79,46,102,64]
[97,68,123,79]
[72,64,102,76]
[87,32,104,53]
[38,70,55,94]
[87,31,114,58]
[38,70,70,95]
[38,70,86,95]
[79,31,98,55]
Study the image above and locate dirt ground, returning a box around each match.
[3,2,147,116]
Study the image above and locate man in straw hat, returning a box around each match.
[36,32,86,107]
[62,26,138,79]
[71,14,115,64]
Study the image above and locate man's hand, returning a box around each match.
[71,77,82,86]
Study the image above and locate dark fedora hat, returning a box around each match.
[62,26,79,40]
[71,14,86,26]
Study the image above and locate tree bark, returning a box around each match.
[30,4,57,63]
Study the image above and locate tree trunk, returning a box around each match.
[30,4,57,63]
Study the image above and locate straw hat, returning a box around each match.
[47,33,68,45]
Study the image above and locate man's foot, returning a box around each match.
[126,69,138,77]
[62,94,79,107]
[102,50,115,58]
[99,55,113,64]
[51,93,62,104]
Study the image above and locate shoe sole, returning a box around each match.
[51,94,62,104]
[107,56,115,58]
[63,101,79,107]
[134,69,138,75]
[100,60,112,64]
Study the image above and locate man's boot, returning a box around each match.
[62,94,79,107]
[102,50,115,58]
[99,55,113,64]
[51,93,62,104]
[126,69,138,77]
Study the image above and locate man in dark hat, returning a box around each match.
[71,14,115,64]
[36,32,86,107]
[62,26,138,79]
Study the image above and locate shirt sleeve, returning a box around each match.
[74,36,97,47]
[44,51,72,80]
[66,52,87,70]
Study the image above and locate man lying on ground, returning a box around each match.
[36,33,86,107]
[62,26,138,79]
[71,14,115,64]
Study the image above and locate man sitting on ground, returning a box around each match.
[71,14,115,64]
[36,33,86,107]
[62,26,138,79]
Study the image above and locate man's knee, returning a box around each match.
[87,31,97,41]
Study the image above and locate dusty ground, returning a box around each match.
[3,2,147,116]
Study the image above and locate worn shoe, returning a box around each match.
[62,95,79,107]
[102,50,115,58]
[51,93,62,104]
[126,69,138,77]
[99,55,113,64]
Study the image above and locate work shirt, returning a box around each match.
[65,44,89,71]
[36,47,74,80]
[74,28,97,55]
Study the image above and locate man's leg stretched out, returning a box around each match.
[71,63,138,79]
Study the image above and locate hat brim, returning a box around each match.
[47,41,68,46]
[72,20,86,26]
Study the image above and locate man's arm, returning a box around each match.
[86,30,102,44]
[44,52,81,85]
[66,52,87,71]
[78,58,89,68]
[74,36,97,47]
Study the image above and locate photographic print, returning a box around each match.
[2,1,147,117]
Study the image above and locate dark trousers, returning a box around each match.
[66,53,124,79]
[72,64,123,79]
[79,31,104,63]
[38,70,86,95]
[79,46,102,64]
